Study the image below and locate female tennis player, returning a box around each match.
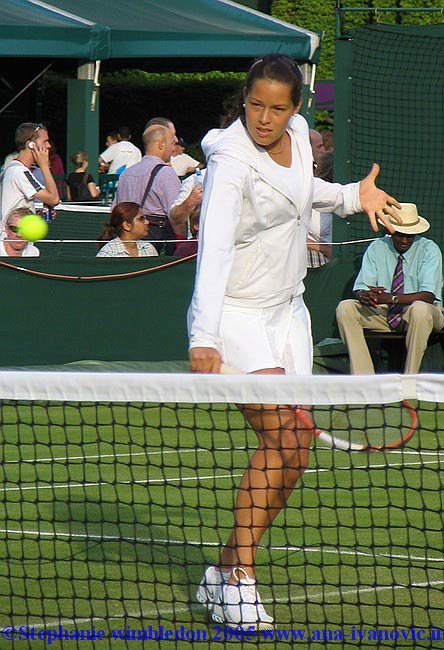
[188,54,401,630]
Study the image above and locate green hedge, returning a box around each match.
[271,0,444,79]
[42,70,245,164]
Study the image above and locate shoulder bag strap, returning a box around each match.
[140,163,167,211]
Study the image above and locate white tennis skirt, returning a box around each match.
[220,295,313,375]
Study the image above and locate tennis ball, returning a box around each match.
[17,214,48,242]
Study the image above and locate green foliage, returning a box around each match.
[272,0,337,79]
[99,70,244,150]
[271,0,444,80]
[41,70,245,162]
[314,110,333,131]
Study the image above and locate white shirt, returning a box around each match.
[188,116,361,351]
[99,141,142,174]
[0,238,40,257]
[170,169,207,211]
[0,160,43,226]
[170,153,200,177]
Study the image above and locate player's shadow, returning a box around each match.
[48,499,226,626]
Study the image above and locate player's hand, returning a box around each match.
[359,163,401,233]
[189,347,222,374]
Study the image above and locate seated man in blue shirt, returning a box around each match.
[336,203,444,374]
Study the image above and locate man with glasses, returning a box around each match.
[0,122,59,230]
[0,208,40,257]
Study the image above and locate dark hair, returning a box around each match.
[315,149,334,182]
[221,54,303,128]
[97,202,141,248]
[118,125,132,140]
[15,122,46,151]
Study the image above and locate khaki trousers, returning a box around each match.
[336,299,444,374]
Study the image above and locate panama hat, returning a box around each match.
[379,203,430,234]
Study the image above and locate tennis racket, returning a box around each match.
[219,364,418,452]
[295,402,418,452]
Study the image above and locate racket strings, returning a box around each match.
[297,402,417,452]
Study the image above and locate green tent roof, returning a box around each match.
[0,0,321,62]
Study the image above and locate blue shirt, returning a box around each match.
[353,235,443,304]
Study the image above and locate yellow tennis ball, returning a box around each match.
[17,214,48,242]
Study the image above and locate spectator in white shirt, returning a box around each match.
[0,122,59,229]
[98,126,142,175]
[170,137,203,177]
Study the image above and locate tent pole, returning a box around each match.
[299,63,316,127]
[0,63,53,115]
[66,62,99,177]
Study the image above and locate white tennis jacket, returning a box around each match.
[188,115,361,351]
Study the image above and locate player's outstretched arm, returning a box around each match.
[359,163,401,233]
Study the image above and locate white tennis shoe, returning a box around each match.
[196,566,228,610]
[211,567,274,630]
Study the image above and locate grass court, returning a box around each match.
[0,399,442,649]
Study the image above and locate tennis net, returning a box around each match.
[0,370,442,648]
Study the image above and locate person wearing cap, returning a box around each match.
[170,137,203,177]
[336,203,444,374]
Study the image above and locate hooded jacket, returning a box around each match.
[188,115,361,351]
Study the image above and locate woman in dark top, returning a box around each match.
[66,151,100,202]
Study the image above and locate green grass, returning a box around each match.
[0,400,442,650]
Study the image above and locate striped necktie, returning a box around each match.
[387,254,404,330]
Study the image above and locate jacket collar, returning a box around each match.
[205,117,313,210]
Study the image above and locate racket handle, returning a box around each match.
[316,430,365,452]
[220,363,246,375]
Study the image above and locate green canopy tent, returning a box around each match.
[0,0,320,60]
[0,0,321,170]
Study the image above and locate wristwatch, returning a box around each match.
[391,294,399,304]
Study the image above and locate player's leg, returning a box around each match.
[207,368,311,629]
[220,402,311,573]
[198,299,311,627]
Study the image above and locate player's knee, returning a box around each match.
[280,431,310,474]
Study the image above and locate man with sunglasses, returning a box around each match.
[0,122,59,230]
[0,208,40,257]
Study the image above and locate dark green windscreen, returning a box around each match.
[334,23,444,258]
